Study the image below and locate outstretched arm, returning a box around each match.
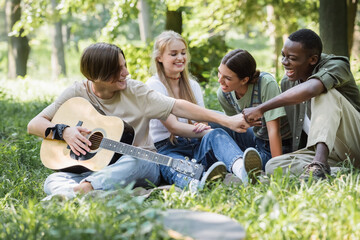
[171,99,251,133]
[161,114,212,138]
[243,78,326,122]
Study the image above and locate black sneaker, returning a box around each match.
[300,161,331,181]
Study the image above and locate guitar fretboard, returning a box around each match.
[100,138,172,166]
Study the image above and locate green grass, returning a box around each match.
[0,33,359,239]
[1,78,360,239]
[226,31,275,74]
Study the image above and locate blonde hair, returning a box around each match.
[151,30,197,143]
[151,30,197,104]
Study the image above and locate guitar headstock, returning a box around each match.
[171,159,204,180]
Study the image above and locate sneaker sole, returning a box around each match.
[207,164,227,182]
[244,149,262,184]
[196,162,227,191]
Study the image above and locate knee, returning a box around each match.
[207,128,228,138]
[113,155,140,169]
[43,172,65,195]
[264,156,283,175]
[265,158,276,175]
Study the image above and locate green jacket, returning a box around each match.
[281,53,360,151]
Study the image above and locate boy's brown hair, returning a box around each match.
[80,42,125,82]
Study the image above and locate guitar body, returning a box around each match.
[40,97,134,173]
[40,97,204,179]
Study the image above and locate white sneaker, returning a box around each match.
[41,189,77,201]
[189,162,227,192]
[243,147,262,184]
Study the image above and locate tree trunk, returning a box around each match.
[347,0,358,57]
[0,9,6,41]
[166,9,182,34]
[137,0,152,42]
[5,0,30,79]
[51,0,66,79]
[274,35,283,79]
[352,20,360,57]
[319,0,349,57]
[266,5,283,79]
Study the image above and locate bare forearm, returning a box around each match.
[27,115,53,138]
[166,123,211,138]
[172,99,249,133]
[162,115,211,138]
[259,78,326,114]
[172,99,229,127]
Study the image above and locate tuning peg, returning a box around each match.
[184,156,190,161]
[191,159,196,163]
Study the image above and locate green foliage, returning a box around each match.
[10,0,50,37]
[64,7,111,42]
[8,0,322,83]
[201,72,223,111]
[120,42,153,82]
[1,188,169,240]
[188,34,229,83]
[226,31,274,74]
[100,0,139,41]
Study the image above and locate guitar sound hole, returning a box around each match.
[88,132,103,151]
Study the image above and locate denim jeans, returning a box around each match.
[209,122,292,170]
[155,128,243,189]
[44,155,160,196]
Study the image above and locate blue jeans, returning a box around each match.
[44,155,160,196]
[209,122,292,170]
[155,128,243,189]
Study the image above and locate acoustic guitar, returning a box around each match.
[40,97,204,180]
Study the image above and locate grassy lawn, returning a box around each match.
[1,78,360,239]
[1,32,359,239]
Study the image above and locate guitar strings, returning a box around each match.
[86,134,154,155]
[83,134,198,173]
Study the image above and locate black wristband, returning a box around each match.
[45,124,70,140]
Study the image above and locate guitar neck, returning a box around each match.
[100,138,173,167]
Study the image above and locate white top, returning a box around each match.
[146,75,205,143]
[303,114,311,135]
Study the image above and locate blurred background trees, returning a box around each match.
[1,0,359,83]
